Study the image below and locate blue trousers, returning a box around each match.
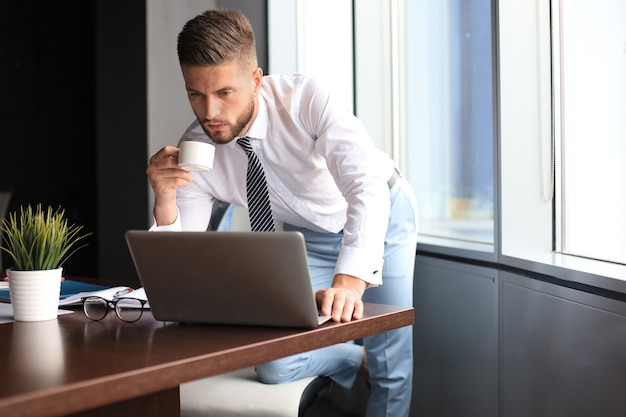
[255,177,418,417]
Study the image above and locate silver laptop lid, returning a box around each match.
[125,230,326,328]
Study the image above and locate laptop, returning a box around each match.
[125,230,330,328]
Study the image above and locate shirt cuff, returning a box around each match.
[334,245,383,287]
[148,210,182,231]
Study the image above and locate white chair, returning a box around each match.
[0,191,12,271]
[180,367,331,417]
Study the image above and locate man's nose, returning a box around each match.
[204,97,220,119]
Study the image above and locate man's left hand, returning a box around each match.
[316,274,367,322]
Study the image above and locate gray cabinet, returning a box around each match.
[411,255,498,417]
[411,255,626,417]
[500,272,626,417]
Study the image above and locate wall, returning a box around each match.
[146,0,217,222]
[95,1,149,282]
[0,1,98,276]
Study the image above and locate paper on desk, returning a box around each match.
[59,286,148,306]
[0,279,111,304]
[0,303,73,324]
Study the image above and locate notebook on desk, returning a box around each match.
[124,230,330,328]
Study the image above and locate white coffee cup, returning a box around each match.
[178,141,215,172]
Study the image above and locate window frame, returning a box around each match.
[405,0,499,263]
[267,0,626,292]
[497,0,626,291]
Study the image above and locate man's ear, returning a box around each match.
[252,67,263,93]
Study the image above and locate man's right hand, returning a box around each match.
[146,145,194,226]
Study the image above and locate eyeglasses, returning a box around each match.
[82,296,147,323]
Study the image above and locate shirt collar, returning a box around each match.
[241,95,268,141]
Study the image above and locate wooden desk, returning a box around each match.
[0,303,413,417]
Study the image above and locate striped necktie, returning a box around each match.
[236,137,276,232]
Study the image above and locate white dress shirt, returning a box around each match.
[153,74,395,286]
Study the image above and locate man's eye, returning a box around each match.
[219,90,232,97]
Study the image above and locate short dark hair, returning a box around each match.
[177,9,257,70]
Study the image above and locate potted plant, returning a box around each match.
[0,204,90,321]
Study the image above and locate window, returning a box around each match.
[403,0,496,254]
[399,0,626,281]
[499,0,626,283]
[268,0,353,110]
[555,0,626,265]
[269,1,497,257]
[270,0,626,283]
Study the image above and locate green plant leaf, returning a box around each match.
[0,204,91,271]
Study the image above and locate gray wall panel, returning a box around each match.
[500,272,626,417]
[412,255,498,417]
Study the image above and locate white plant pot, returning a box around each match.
[7,268,62,322]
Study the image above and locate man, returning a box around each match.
[147,9,418,417]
